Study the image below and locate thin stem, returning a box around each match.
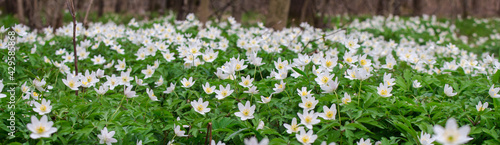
[334,91,341,125]
[358,80,363,107]
[111,95,126,119]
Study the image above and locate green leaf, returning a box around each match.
[292,67,306,77]
[492,70,500,83]
[224,128,249,141]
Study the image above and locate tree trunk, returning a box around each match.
[197,0,210,24]
[266,0,291,30]
[232,0,243,22]
[16,0,25,24]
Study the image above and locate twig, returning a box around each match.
[205,122,212,145]
[66,0,78,96]
[83,0,94,28]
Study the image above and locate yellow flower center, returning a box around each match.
[243,80,250,86]
[346,57,353,63]
[305,101,312,108]
[68,81,75,88]
[447,135,456,142]
[236,64,241,70]
[291,124,298,131]
[278,64,284,70]
[205,88,212,93]
[360,59,367,66]
[326,60,333,67]
[348,42,354,48]
[197,104,204,111]
[184,82,190,87]
[242,109,250,116]
[302,91,308,97]
[301,136,310,143]
[36,126,46,134]
[326,111,333,118]
[380,89,388,96]
[40,105,47,112]
[305,116,312,124]
[221,90,228,96]
[322,77,329,84]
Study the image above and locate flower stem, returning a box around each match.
[111,95,126,119]
[358,80,363,107]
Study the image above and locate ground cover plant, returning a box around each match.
[1,13,500,144]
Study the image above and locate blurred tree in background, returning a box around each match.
[1,0,500,30]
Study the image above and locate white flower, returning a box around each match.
[243,86,259,94]
[124,85,137,98]
[211,140,226,145]
[298,96,318,111]
[141,65,155,79]
[91,54,106,65]
[298,110,320,129]
[272,80,286,94]
[146,88,158,101]
[163,83,176,94]
[62,74,81,90]
[443,84,457,97]
[320,77,339,93]
[341,93,352,105]
[383,73,395,86]
[258,95,272,104]
[98,127,118,145]
[136,140,142,145]
[135,76,147,86]
[115,59,126,71]
[284,118,303,134]
[202,82,216,94]
[475,101,488,112]
[244,137,269,145]
[356,138,371,145]
[0,79,5,98]
[239,75,254,88]
[489,84,500,98]
[256,120,265,130]
[33,99,52,115]
[433,118,473,145]
[377,83,393,97]
[27,115,57,139]
[215,84,234,100]
[95,85,109,95]
[315,72,335,86]
[296,128,318,145]
[181,77,195,88]
[174,125,188,137]
[413,80,422,88]
[297,87,313,98]
[319,104,336,120]
[155,76,164,87]
[191,98,210,115]
[419,132,436,145]
[234,101,256,121]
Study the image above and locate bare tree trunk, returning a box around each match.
[197,0,210,24]
[232,0,243,22]
[299,0,311,23]
[25,0,43,30]
[16,0,25,24]
[98,0,104,17]
[266,0,291,30]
